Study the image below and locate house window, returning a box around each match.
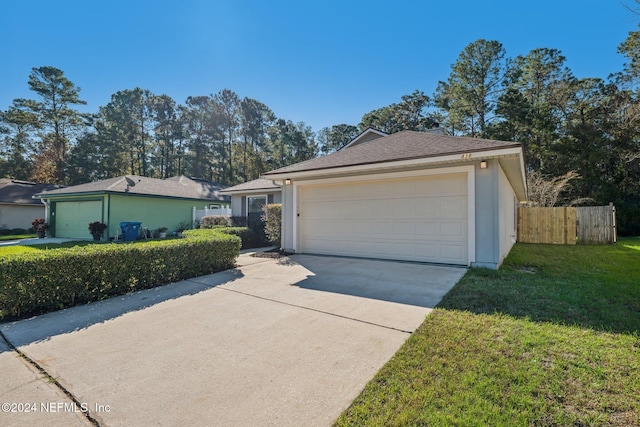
[247,196,267,230]
[247,196,267,215]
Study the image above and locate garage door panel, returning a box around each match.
[440,197,467,217]
[414,222,439,237]
[441,222,465,238]
[414,200,440,217]
[440,176,467,194]
[298,173,469,265]
[441,244,466,262]
[393,222,415,235]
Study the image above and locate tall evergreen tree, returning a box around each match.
[13,66,87,183]
[435,40,509,137]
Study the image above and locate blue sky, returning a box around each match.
[1,1,637,132]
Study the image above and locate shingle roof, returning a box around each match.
[0,179,64,205]
[220,178,281,194]
[36,175,229,201]
[263,130,521,176]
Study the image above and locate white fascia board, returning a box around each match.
[220,188,281,196]
[518,152,528,201]
[293,165,474,186]
[264,147,522,181]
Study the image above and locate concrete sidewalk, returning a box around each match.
[0,252,465,426]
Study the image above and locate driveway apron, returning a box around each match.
[0,253,465,426]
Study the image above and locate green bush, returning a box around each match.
[0,229,241,320]
[230,216,247,227]
[187,227,256,249]
[200,215,230,228]
[0,228,29,236]
[262,204,281,246]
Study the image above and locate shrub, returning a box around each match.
[186,227,256,249]
[0,229,241,320]
[200,215,231,228]
[262,204,281,246]
[0,228,29,236]
[230,216,247,227]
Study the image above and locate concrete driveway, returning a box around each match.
[0,252,465,427]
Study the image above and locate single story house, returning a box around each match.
[35,175,229,240]
[0,179,63,230]
[220,178,282,224]
[262,129,527,269]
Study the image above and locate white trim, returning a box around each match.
[291,165,476,266]
[221,188,281,196]
[518,151,528,200]
[264,147,522,180]
[292,182,298,252]
[467,166,476,265]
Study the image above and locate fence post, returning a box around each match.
[610,202,617,244]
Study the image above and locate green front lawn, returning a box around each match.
[0,234,36,241]
[336,238,640,427]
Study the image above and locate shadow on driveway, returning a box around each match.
[277,254,467,308]
[0,268,243,351]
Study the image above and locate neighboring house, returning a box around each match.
[220,178,282,227]
[262,129,528,269]
[35,175,229,240]
[0,179,63,230]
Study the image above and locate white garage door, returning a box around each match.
[54,200,103,239]
[298,173,469,265]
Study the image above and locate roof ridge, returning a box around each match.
[105,176,127,191]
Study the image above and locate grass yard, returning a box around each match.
[0,234,36,241]
[335,238,640,427]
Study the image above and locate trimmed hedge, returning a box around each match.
[0,228,30,236]
[187,227,256,249]
[0,229,241,320]
[200,215,231,228]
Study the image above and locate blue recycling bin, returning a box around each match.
[119,222,142,242]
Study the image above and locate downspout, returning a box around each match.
[40,198,50,235]
[107,194,111,241]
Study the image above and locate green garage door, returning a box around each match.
[54,200,103,239]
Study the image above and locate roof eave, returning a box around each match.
[220,187,282,195]
[34,190,108,199]
[263,146,523,180]
[35,190,228,202]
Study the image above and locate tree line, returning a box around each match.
[0,74,317,186]
[2,23,640,233]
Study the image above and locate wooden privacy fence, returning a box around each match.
[517,204,616,245]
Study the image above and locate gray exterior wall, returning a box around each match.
[231,195,243,217]
[471,159,516,269]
